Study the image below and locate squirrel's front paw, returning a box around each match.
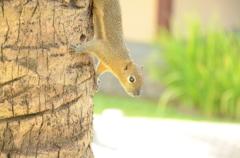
[94,77,101,92]
[69,44,77,54]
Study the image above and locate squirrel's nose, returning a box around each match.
[134,90,140,97]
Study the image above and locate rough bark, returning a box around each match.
[0,0,95,157]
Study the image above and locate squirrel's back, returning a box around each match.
[93,0,124,44]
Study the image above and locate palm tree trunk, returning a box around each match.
[0,0,95,157]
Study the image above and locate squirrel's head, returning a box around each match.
[119,61,143,97]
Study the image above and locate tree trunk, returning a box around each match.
[0,0,95,157]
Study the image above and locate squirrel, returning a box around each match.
[69,0,143,97]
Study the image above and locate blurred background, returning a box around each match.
[93,0,240,157]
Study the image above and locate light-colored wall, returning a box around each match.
[120,0,158,43]
[121,0,240,43]
[172,0,240,35]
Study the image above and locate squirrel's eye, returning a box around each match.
[129,76,135,83]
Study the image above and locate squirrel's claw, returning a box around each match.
[94,76,101,92]
[69,44,77,54]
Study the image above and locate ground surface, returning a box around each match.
[92,114,240,158]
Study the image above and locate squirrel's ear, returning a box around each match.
[140,65,143,71]
[123,61,133,70]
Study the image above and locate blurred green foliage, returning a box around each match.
[94,93,160,117]
[94,93,238,122]
[149,20,240,120]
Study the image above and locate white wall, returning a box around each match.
[120,0,158,43]
[172,0,240,35]
[120,0,240,43]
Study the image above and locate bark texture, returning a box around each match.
[0,0,95,157]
